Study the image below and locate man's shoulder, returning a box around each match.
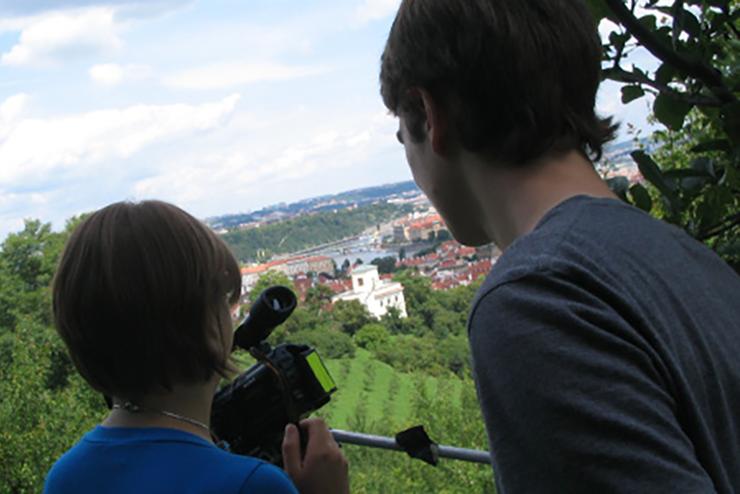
[474,196,617,298]
[470,193,739,339]
[476,194,725,299]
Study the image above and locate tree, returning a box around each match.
[0,217,103,493]
[0,321,104,493]
[249,270,293,302]
[371,256,398,274]
[0,220,66,330]
[355,323,390,351]
[393,270,433,314]
[374,335,446,375]
[380,306,407,334]
[587,0,739,269]
[304,284,335,313]
[289,328,356,359]
[331,300,373,336]
[439,335,472,377]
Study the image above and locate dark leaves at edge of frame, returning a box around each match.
[654,92,694,131]
[631,150,683,214]
[628,183,653,212]
[585,0,615,23]
[622,85,646,104]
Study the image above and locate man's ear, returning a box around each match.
[417,88,449,155]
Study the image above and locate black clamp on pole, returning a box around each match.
[395,426,439,466]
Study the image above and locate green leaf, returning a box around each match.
[680,11,702,38]
[629,183,653,212]
[621,86,645,104]
[631,151,682,211]
[609,31,629,49]
[654,93,693,130]
[691,139,731,153]
[662,168,711,179]
[655,63,676,85]
[691,157,717,179]
[585,0,612,22]
[638,15,657,32]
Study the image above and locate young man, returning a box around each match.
[381,1,740,493]
[45,200,349,494]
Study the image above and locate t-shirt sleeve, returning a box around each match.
[469,271,716,494]
[239,463,298,494]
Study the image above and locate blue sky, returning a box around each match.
[0,0,652,239]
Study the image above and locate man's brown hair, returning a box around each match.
[380,0,617,164]
[52,200,241,398]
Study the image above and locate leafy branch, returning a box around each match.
[603,0,736,104]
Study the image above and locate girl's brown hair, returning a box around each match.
[52,200,241,397]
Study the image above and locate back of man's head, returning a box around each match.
[380,0,617,164]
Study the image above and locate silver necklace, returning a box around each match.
[112,401,210,433]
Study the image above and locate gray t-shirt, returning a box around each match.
[469,195,740,494]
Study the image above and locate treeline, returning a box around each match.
[222,202,412,262]
[0,219,106,493]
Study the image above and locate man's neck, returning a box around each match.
[462,149,618,250]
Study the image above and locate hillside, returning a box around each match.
[208,181,419,231]
[316,350,494,493]
[319,349,464,429]
[222,202,412,262]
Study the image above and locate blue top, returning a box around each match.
[43,426,298,494]
[470,196,740,493]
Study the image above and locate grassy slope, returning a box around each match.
[320,349,464,432]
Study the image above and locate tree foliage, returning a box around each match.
[355,323,391,351]
[249,270,293,302]
[588,0,740,269]
[370,256,398,274]
[0,219,104,493]
[331,300,373,336]
[0,220,65,330]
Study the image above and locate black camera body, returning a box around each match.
[210,286,336,465]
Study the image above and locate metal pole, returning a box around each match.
[331,429,491,465]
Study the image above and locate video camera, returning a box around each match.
[210,285,337,465]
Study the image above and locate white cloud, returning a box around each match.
[89,62,124,84]
[355,0,400,24]
[0,93,29,123]
[1,8,122,66]
[162,62,327,90]
[131,110,397,207]
[0,93,240,186]
[88,62,151,85]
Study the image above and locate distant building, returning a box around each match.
[240,264,271,294]
[240,255,335,295]
[393,224,408,243]
[333,265,407,319]
[407,214,444,241]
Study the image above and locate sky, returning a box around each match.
[0,0,653,239]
